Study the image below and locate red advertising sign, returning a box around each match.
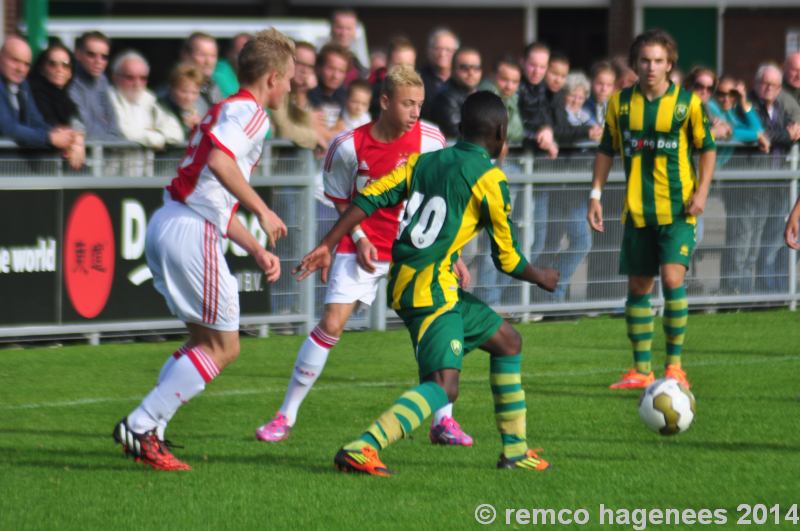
[63,193,116,318]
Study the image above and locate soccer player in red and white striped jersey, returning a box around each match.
[113,29,294,471]
[255,65,474,446]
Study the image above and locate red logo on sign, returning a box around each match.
[63,193,115,318]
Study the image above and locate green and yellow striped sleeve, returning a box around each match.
[353,153,420,216]
[598,92,620,156]
[688,94,716,152]
[476,167,529,276]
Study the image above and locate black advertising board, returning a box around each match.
[1,187,271,327]
[0,189,62,325]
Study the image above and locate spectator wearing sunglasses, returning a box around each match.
[69,31,123,141]
[431,46,482,138]
[712,75,768,152]
[684,67,732,142]
[29,42,86,168]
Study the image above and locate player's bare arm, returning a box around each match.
[334,201,377,273]
[512,263,560,292]
[685,149,716,216]
[588,151,613,232]
[453,257,471,289]
[294,204,370,282]
[227,214,281,283]
[785,196,800,249]
[207,148,287,247]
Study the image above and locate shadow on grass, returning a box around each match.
[0,446,166,472]
[0,444,335,475]
[181,451,343,475]
[0,427,102,439]
[7,459,150,472]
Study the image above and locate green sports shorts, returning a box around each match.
[397,291,503,379]
[619,217,697,277]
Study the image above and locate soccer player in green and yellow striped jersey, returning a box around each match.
[588,29,716,390]
[296,92,560,475]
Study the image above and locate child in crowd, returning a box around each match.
[336,79,372,131]
[160,63,203,136]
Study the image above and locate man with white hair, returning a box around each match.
[110,51,183,149]
[751,62,800,152]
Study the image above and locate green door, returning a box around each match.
[644,7,717,72]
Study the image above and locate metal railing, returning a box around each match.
[0,139,798,342]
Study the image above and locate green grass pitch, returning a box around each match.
[1,310,798,529]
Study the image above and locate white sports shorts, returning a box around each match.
[146,199,239,331]
[324,252,389,306]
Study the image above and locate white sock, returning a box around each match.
[128,346,219,434]
[432,402,454,426]
[278,326,337,425]
[155,345,188,439]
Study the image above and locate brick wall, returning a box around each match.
[289,6,526,75]
[4,0,19,39]
[608,0,634,58]
[723,8,800,82]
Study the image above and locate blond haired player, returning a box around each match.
[113,29,294,470]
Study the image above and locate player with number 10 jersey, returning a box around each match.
[255,65,474,446]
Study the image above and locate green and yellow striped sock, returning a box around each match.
[344,381,448,451]
[491,354,528,460]
[626,293,654,374]
[662,285,688,366]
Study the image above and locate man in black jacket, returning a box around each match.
[518,42,558,158]
[420,28,459,120]
[430,47,481,139]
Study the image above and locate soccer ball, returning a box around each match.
[638,378,696,435]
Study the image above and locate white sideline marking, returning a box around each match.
[1,355,797,411]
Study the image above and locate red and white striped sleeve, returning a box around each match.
[420,120,447,153]
[208,100,266,160]
[323,130,357,204]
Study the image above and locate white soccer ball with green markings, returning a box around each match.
[638,378,695,435]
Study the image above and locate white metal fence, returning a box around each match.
[0,140,797,343]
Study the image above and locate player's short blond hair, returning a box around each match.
[238,28,295,85]
[381,64,423,97]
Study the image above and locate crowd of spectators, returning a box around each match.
[1,9,800,299]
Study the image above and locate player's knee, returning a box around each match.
[661,269,686,290]
[318,316,345,338]
[628,275,654,295]
[495,323,522,356]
